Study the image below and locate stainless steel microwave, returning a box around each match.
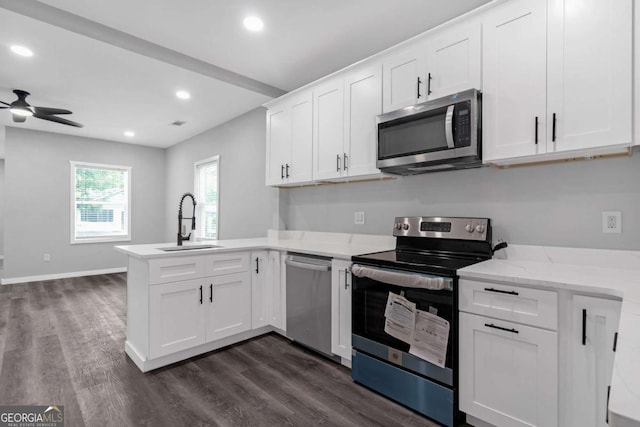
[376,89,481,175]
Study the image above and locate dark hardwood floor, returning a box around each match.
[0,273,448,426]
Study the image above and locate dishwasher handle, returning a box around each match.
[284,258,331,272]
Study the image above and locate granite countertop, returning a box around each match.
[458,245,640,427]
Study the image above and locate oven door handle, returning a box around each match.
[351,264,453,291]
[445,104,455,149]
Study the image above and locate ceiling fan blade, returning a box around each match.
[12,114,26,123]
[0,100,10,107]
[33,113,83,128]
[32,106,72,115]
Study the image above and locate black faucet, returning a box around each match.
[177,192,197,246]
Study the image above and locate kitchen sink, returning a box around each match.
[160,244,222,252]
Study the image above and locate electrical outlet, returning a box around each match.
[43,253,51,262]
[354,211,365,225]
[602,211,622,234]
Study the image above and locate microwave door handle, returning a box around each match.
[445,105,455,149]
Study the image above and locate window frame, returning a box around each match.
[70,161,132,244]
[193,155,220,240]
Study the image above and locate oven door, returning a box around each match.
[352,264,456,387]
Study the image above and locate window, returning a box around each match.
[70,161,131,244]
[194,155,219,240]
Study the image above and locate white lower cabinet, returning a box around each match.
[331,259,352,361]
[206,272,252,342]
[251,250,284,330]
[567,296,621,427]
[149,278,207,358]
[459,312,558,427]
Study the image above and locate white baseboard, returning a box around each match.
[0,267,127,285]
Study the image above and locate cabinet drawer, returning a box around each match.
[459,279,557,330]
[149,256,205,285]
[205,252,249,277]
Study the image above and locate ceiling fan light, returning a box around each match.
[243,16,264,32]
[10,106,33,117]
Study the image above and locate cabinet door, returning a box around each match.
[265,105,290,186]
[313,79,345,180]
[251,251,269,329]
[459,312,558,427]
[568,296,621,427]
[205,272,252,342]
[547,0,632,152]
[482,0,547,162]
[288,93,313,183]
[267,251,283,330]
[149,279,206,358]
[382,48,426,112]
[343,65,382,178]
[425,22,481,99]
[331,259,352,360]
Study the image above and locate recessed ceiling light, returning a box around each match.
[10,45,33,57]
[176,90,191,100]
[124,131,135,137]
[243,16,264,32]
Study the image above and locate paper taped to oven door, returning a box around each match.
[383,293,416,344]
[409,310,450,368]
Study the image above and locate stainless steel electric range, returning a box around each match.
[351,216,493,427]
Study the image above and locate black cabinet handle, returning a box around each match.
[285,163,290,178]
[535,116,539,145]
[484,287,519,296]
[582,309,587,345]
[343,153,348,170]
[613,332,618,352]
[427,72,432,95]
[209,284,213,303]
[255,257,260,274]
[417,76,422,98]
[607,385,611,423]
[280,164,284,179]
[552,113,557,142]
[344,269,349,290]
[485,323,519,334]
[336,154,341,172]
[199,285,203,304]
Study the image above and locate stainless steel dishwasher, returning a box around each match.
[285,253,338,360]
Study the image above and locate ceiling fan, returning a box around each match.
[0,89,83,128]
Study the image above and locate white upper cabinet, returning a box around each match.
[313,78,345,180]
[483,0,632,164]
[382,48,426,112]
[265,92,313,186]
[343,64,383,178]
[382,22,481,113]
[314,66,383,181]
[425,22,481,100]
[547,0,632,152]
[482,0,548,162]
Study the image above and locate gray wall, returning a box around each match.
[165,107,279,241]
[283,153,640,250]
[3,127,166,280]
[0,159,4,259]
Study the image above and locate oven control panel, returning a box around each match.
[393,216,490,241]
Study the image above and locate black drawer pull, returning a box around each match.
[613,332,618,352]
[199,285,203,304]
[484,287,519,296]
[209,284,213,303]
[485,323,519,334]
[582,309,587,345]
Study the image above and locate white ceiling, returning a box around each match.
[0,0,490,149]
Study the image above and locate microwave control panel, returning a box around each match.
[454,100,472,147]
